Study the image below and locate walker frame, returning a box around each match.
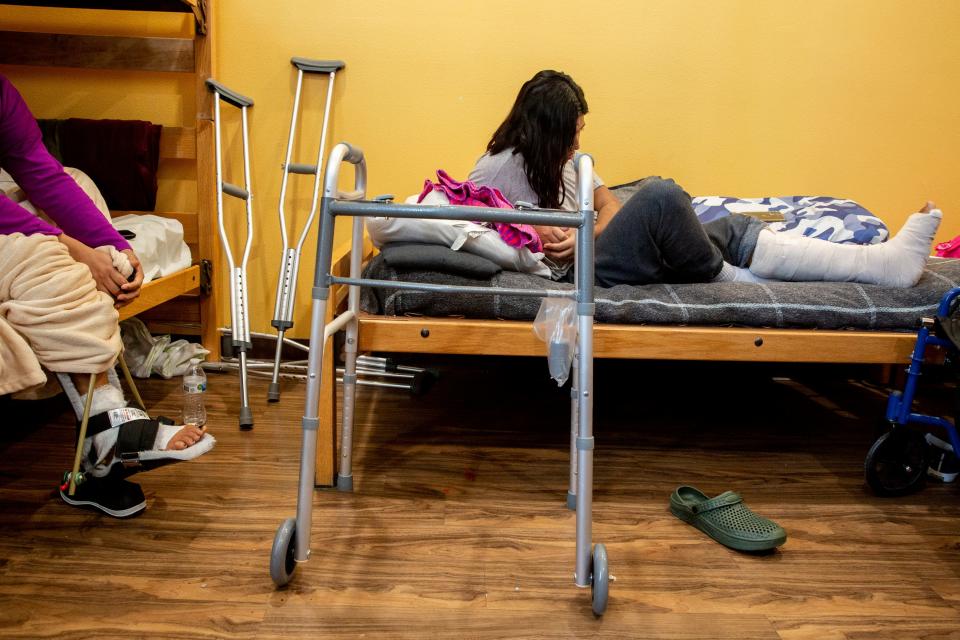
[269,142,611,615]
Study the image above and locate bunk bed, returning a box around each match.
[0,0,221,357]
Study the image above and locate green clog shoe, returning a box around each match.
[669,486,786,552]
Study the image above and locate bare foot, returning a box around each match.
[921,201,936,213]
[165,424,206,451]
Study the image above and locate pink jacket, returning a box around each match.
[418,169,543,253]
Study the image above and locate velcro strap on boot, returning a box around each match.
[691,491,743,514]
[115,414,159,469]
[80,406,150,438]
[81,407,158,469]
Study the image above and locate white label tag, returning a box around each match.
[106,407,150,427]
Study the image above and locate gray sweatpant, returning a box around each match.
[593,177,765,287]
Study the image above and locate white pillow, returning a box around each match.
[364,192,550,277]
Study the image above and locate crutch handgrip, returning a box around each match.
[206,78,254,108]
[291,57,345,74]
[285,162,319,175]
[222,181,250,200]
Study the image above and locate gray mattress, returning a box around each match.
[360,256,960,330]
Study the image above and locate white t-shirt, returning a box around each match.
[467,148,604,212]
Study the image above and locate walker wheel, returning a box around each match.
[270,517,297,587]
[865,428,929,496]
[590,543,609,616]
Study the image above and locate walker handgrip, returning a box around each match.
[206,79,254,108]
[323,143,366,201]
[340,143,364,165]
[291,57,346,74]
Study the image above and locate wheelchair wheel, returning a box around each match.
[865,428,929,496]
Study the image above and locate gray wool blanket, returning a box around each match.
[360,256,960,330]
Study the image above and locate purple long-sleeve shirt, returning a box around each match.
[0,74,129,251]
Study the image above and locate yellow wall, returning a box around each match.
[3,1,959,338]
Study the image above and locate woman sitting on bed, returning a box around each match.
[468,70,941,288]
[0,74,213,518]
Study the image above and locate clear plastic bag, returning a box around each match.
[532,297,577,386]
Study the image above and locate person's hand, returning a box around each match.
[535,225,576,262]
[115,249,144,307]
[58,233,129,298]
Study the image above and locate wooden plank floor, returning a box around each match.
[2,356,960,639]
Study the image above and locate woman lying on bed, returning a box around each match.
[0,74,213,518]
[468,70,941,288]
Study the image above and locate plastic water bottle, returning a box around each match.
[182,358,207,427]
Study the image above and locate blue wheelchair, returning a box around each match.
[866,287,960,496]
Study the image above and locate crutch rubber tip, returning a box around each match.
[239,407,254,430]
[336,474,353,492]
[566,491,577,511]
[267,383,281,402]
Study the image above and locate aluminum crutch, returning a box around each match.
[206,78,255,429]
[269,58,346,403]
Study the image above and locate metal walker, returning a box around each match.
[206,79,255,429]
[269,142,611,615]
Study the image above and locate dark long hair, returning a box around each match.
[487,70,588,209]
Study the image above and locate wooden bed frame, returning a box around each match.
[309,238,922,486]
[0,0,221,357]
